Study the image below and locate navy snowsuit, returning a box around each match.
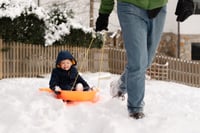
[49,50,90,91]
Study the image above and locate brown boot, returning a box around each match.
[129,112,145,119]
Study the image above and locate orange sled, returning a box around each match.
[39,88,99,102]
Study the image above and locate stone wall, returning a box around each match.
[105,31,200,61]
[158,32,177,57]
[158,32,200,60]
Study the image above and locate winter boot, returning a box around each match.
[110,79,125,100]
[129,112,145,119]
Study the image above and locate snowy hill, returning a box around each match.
[0,72,200,133]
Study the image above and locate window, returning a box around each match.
[192,43,200,60]
[194,1,200,14]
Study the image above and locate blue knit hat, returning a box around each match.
[56,50,77,67]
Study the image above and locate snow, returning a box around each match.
[1,0,199,47]
[1,1,200,131]
[0,0,94,46]
[0,72,200,133]
[37,0,200,34]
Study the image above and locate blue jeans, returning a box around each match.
[117,2,166,113]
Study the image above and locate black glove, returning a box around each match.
[175,0,194,22]
[147,7,162,19]
[95,13,109,32]
[83,86,91,91]
[54,90,61,95]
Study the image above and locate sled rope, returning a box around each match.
[72,31,106,90]
[72,36,95,89]
[97,32,107,87]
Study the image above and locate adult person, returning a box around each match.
[95,0,194,119]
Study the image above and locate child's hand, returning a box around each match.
[54,86,61,95]
[76,83,83,91]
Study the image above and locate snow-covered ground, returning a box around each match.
[0,72,200,133]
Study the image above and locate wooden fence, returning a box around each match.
[0,39,200,87]
[0,39,110,78]
[153,55,200,87]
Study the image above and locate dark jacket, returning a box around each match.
[49,50,90,91]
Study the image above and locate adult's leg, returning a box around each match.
[117,2,148,113]
[147,6,166,67]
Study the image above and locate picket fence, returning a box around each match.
[153,55,200,87]
[0,39,200,87]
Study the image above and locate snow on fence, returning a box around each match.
[147,62,169,81]
[0,39,200,87]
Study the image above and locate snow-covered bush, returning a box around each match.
[0,0,103,47]
[0,0,47,44]
[44,4,73,46]
[12,9,45,44]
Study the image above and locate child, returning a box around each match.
[49,50,90,94]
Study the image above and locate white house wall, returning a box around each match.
[36,0,200,34]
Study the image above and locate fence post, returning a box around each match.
[0,39,2,79]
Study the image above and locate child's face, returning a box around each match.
[60,59,73,71]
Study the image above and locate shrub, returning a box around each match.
[0,1,103,48]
